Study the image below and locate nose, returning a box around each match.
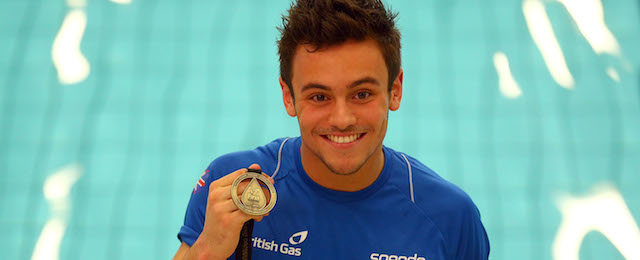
[327,100,356,130]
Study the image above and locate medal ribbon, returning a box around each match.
[235,220,254,260]
[235,168,262,260]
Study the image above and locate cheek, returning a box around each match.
[297,106,325,131]
[360,102,388,125]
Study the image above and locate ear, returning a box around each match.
[389,68,403,111]
[280,77,297,117]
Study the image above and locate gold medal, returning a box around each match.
[231,169,277,216]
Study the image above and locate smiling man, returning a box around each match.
[173,0,490,259]
[287,38,399,192]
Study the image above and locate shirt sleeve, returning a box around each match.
[177,164,213,246]
[453,203,491,260]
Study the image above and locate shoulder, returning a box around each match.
[412,158,476,217]
[385,149,483,229]
[388,150,489,258]
[386,149,475,215]
[204,137,292,181]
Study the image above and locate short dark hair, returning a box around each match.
[277,0,401,98]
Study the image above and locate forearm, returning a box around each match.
[174,239,226,260]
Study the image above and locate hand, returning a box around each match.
[189,164,274,260]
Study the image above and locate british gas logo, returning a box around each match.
[289,230,308,245]
[252,230,308,257]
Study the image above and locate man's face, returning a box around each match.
[280,39,403,175]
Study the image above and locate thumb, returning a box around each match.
[248,164,274,184]
[248,163,262,171]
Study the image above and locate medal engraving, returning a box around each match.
[241,178,267,211]
[231,169,277,216]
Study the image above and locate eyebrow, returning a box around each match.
[300,76,380,93]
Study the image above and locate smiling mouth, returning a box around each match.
[322,133,365,144]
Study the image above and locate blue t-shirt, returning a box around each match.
[178,137,490,259]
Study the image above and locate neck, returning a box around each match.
[300,142,385,192]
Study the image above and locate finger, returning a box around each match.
[209,185,232,201]
[232,181,251,196]
[231,209,257,224]
[210,168,249,190]
[231,209,268,224]
[248,164,262,171]
[212,163,264,190]
[255,211,270,221]
[248,164,274,184]
[262,172,274,184]
[212,199,241,213]
[253,215,265,222]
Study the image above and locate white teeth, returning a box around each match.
[327,134,360,144]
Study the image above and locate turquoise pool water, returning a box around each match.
[1,0,639,259]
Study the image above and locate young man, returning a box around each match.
[174,0,490,259]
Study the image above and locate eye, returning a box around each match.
[311,94,327,102]
[354,91,371,100]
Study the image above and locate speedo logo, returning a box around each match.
[252,230,308,257]
[370,252,427,260]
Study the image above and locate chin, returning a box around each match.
[323,158,365,176]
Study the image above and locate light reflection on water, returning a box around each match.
[52,9,89,85]
[493,51,522,99]
[523,0,575,89]
[558,0,621,56]
[553,183,640,260]
[31,164,82,260]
